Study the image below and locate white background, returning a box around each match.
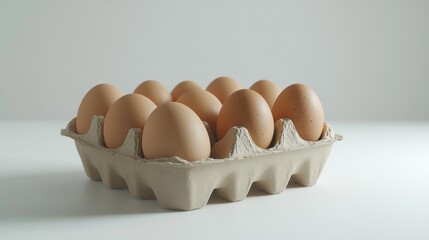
[1,1,428,240]
[1,0,428,121]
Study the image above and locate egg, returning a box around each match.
[272,83,325,141]
[76,83,123,134]
[134,80,172,106]
[103,94,157,149]
[249,80,281,108]
[176,89,222,137]
[142,102,211,161]
[217,89,274,149]
[206,76,242,103]
[171,80,201,101]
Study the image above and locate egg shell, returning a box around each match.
[217,89,274,149]
[171,80,201,101]
[176,89,222,138]
[206,76,242,103]
[134,80,172,106]
[249,80,281,108]
[272,83,325,141]
[142,102,211,161]
[76,83,123,134]
[103,94,157,149]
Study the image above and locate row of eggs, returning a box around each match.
[76,76,325,161]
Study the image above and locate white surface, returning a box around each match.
[1,121,428,239]
[1,0,429,121]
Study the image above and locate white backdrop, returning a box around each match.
[1,0,428,121]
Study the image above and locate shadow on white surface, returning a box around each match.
[0,171,171,222]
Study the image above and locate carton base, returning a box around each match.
[75,140,333,210]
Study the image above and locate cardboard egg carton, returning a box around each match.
[61,115,342,211]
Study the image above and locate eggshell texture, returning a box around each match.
[171,80,201,101]
[249,80,281,108]
[142,102,211,161]
[134,80,172,106]
[103,94,157,149]
[206,76,242,103]
[272,83,325,141]
[176,89,222,137]
[76,83,123,134]
[217,89,274,149]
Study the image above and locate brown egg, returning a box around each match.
[217,89,274,149]
[249,80,281,108]
[76,83,123,134]
[171,80,201,101]
[142,102,211,161]
[206,76,242,103]
[103,94,157,149]
[272,83,325,141]
[176,89,222,136]
[134,80,172,106]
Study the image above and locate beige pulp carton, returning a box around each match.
[61,115,342,211]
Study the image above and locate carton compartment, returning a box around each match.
[61,115,342,210]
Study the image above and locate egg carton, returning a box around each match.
[61,115,342,211]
